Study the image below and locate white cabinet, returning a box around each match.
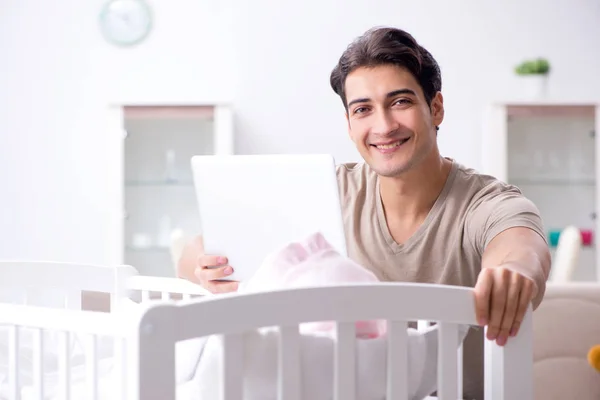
[482,101,600,281]
[109,104,234,277]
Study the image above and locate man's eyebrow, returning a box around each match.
[347,88,417,108]
[387,88,417,98]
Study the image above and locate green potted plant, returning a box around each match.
[514,58,550,99]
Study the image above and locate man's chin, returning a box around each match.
[369,162,412,178]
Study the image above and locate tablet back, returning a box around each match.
[191,154,347,282]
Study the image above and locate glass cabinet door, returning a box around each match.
[505,105,597,281]
[122,106,218,277]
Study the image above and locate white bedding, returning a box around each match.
[1,312,468,400]
[184,232,470,399]
[189,323,469,400]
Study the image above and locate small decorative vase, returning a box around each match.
[519,74,548,100]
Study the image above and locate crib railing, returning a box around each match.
[0,260,210,312]
[0,261,138,312]
[0,261,212,400]
[126,275,211,303]
[0,303,129,400]
[130,282,533,400]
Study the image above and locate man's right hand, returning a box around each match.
[177,235,239,294]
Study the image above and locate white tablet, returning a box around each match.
[191,154,347,282]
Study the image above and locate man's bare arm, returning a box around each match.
[482,226,551,308]
[474,226,551,345]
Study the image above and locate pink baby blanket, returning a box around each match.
[238,232,386,339]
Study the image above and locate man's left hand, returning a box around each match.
[473,264,535,346]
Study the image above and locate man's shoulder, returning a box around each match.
[335,162,369,180]
[452,162,546,250]
[333,159,526,207]
[452,161,523,204]
[450,162,539,230]
[335,162,375,197]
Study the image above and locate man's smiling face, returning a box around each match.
[344,64,444,177]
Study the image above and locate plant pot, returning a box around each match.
[518,74,548,100]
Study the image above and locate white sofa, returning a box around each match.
[533,282,600,399]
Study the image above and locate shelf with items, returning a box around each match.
[482,101,600,282]
[124,179,195,187]
[114,104,234,277]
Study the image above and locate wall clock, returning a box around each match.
[99,0,153,47]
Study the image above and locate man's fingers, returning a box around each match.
[474,269,493,327]
[510,278,534,337]
[195,264,234,283]
[209,280,240,294]
[496,272,522,345]
[486,268,508,341]
[198,255,228,269]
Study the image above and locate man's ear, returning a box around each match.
[431,92,444,128]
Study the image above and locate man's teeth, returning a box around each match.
[376,139,407,149]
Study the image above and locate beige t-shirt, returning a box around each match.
[336,159,548,400]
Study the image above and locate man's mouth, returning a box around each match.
[371,137,411,150]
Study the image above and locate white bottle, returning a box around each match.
[157,215,172,248]
[165,149,176,182]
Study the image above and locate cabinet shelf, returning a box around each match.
[483,101,600,282]
[115,103,234,277]
[125,245,170,253]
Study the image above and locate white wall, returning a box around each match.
[1,0,599,265]
[0,0,234,263]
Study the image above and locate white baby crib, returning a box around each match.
[0,260,208,399]
[130,282,532,400]
[0,262,533,400]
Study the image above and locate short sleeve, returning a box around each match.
[465,184,547,256]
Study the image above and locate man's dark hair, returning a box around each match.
[330,26,442,110]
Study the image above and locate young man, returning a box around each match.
[177,26,551,399]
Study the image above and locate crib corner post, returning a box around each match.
[113,264,138,310]
[484,305,534,400]
[129,304,177,400]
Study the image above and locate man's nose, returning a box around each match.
[371,109,399,136]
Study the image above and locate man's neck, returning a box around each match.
[378,154,453,223]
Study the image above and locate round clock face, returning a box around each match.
[99,0,153,46]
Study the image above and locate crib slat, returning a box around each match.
[33,328,44,399]
[114,337,127,400]
[141,290,150,302]
[86,335,99,400]
[161,291,170,300]
[59,331,72,400]
[437,322,459,400]
[334,322,356,400]
[8,326,20,400]
[221,333,244,400]
[278,326,301,400]
[485,307,534,400]
[457,342,463,399]
[387,320,408,400]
